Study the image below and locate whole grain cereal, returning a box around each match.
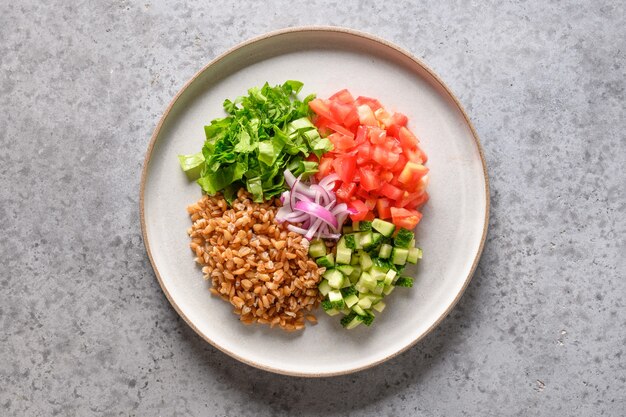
[187,188,325,331]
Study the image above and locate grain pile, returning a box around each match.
[187,189,324,331]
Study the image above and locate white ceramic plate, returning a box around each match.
[141,27,489,376]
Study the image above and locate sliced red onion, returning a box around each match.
[276,170,348,240]
[294,201,338,229]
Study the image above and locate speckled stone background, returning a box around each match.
[1,1,625,416]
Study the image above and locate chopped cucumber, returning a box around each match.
[324,269,345,289]
[352,304,367,316]
[383,269,397,286]
[365,233,383,251]
[318,279,331,296]
[316,215,421,329]
[316,253,334,268]
[340,286,358,297]
[337,265,355,276]
[308,240,326,258]
[394,228,414,248]
[358,231,373,249]
[391,247,409,265]
[354,282,368,293]
[378,243,393,259]
[336,247,352,265]
[344,294,359,308]
[328,289,344,309]
[358,220,373,231]
[372,301,386,313]
[341,312,362,329]
[370,265,388,281]
[357,297,372,309]
[344,234,357,250]
[383,284,395,295]
[395,277,414,287]
[358,271,376,291]
[407,247,423,264]
[372,281,385,295]
[361,313,375,326]
[372,218,395,237]
[336,236,348,251]
[359,251,373,270]
[321,300,333,311]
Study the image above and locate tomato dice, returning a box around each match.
[349,200,369,222]
[336,182,357,200]
[376,198,392,219]
[357,105,378,126]
[380,182,404,201]
[390,207,423,230]
[329,89,355,104]
[333,155,357,183]
[309,89,429,226]
[309,99,338,124]
[355,96,383,111]
[398,162,429,185]
[359,167,381,191]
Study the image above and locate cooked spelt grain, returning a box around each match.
[187,189,323,331]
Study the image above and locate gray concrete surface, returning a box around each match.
[1,1,625,416]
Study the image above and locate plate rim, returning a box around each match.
[139,26,490,377]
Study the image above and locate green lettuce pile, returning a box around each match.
[178,80,332,203]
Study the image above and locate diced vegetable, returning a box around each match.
[394,228,415,248]
[325,269,345,289]
[391,247,409,265]
[336,247,352,265]
[316,254,335,268]
[378,243,393,259]
[308,240,326,258]
[407,247,423,264]
[372,218,396,237]
[395,277,414,287]
[310,89,429,229]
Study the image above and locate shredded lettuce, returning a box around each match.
[178,81,332,202]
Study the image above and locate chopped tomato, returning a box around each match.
[328,133,355,151]
[359,167,380,192]
[398,162,429,185]
[309,99,339,124]
[368,127,386,145]
[355,96,382,111]
[349,200,369,222]
[390,207,423,230]
[355,125,368,144]
[397,191,429,209]
[392,112,408,127]
[336,182,357,200]
[317,157,333,179]
[330,100,358,128]
[307,89,429,225]
[333,155,357,183]
[376,198,392,219]
[327,122,355,139]
[392,154,407,173]
[372,146,399,169]
[380,170,394,183]
[329,89,355,104]
[380,183,404,201]
[357,105,378,126]
[397,126,419,149]
[364,198,377,210]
